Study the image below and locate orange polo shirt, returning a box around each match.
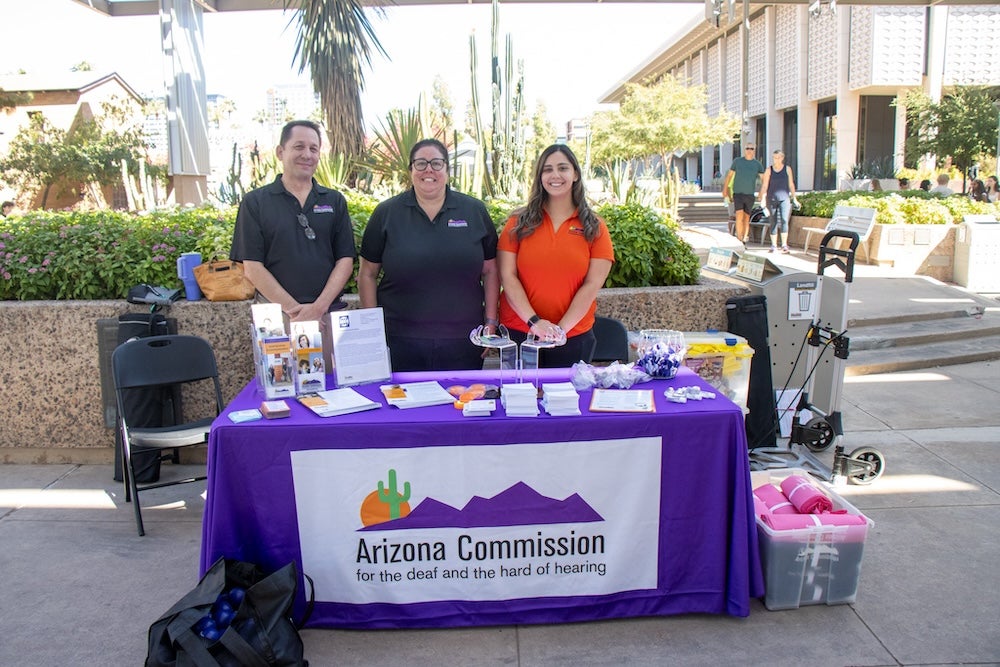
[498,211,615,337]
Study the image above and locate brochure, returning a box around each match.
[589,388,656,413]
[297,388,382,418]
[291,320,325,394]
[250,303,295,400]
[379,381,456,409]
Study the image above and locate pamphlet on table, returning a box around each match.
[380,381,456,409]
[589,388,656,413]
[298,388,381,417]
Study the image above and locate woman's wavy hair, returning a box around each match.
[511,144,600,241]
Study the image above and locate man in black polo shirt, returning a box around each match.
[230,120,356,324]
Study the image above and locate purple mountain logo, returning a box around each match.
[359,481,603,531]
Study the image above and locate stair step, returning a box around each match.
[849,314,1000,350]
[846,334,1000,375]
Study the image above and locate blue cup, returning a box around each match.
[177,253,202,301]
[183,278,202,301]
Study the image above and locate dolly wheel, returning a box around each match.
[802,417,835,452]
[848,447,885,485]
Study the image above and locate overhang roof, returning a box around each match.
[70,0,1000,13]
[0,71,144,102]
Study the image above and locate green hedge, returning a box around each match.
[797,190,1000,224]
[0,195,699,300]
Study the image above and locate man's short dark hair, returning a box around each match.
[279,120,322,147]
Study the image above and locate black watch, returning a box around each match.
[526,314,540,328]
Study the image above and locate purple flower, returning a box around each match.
[19,256,27,263]
[28,267,37,274]
[42,258,50,266]
[3,272,10,280]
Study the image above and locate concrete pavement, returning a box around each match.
[1,264,998,665]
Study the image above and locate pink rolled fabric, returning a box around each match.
[780,474,834,514]
[753,483,797,514]
[759,511,868,530]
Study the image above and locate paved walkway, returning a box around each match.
[1,354,998,665]
[1,250,998,665]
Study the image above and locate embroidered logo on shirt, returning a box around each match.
[313,204,334,214]
[568,225,585,236]
[448,219,468,227]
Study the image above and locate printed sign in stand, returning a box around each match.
[329,307,392,387]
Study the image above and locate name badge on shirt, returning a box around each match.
[568,225,585,236]
[448,219,468,227]
[313,204,334,214]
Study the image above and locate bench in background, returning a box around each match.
[802,205,877,262]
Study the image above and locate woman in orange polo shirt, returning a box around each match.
[498,144,615,367]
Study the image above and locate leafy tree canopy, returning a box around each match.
[590,75,741,169]
[902,85,1000,181]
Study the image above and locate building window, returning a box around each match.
[783,110,798,177]
[815,100,838,190]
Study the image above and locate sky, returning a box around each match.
[1,0,702,132]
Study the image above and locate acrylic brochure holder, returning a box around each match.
[469,325,518,391]
[250,302,296,400]
[519,329,567,387]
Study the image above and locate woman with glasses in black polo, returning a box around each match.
[358,138,500,372]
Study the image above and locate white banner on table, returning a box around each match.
[291,437,662,605]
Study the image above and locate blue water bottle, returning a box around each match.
[177,252,202,301]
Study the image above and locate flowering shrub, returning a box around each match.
[797,190,1000,223]
[1,195,700,301]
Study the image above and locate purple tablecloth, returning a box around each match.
[201,367,763,628]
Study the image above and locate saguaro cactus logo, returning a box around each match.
[360,469,412,527]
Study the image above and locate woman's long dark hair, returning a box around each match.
[511,144,601,242]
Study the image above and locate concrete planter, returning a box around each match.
[789,216,955,281]
[867,223,956,281]
[1,278,749,462]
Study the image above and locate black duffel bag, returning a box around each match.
[145,558,312,667]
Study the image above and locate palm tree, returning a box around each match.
[285,0,386,160]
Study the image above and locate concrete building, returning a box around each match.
[601,4,1000,192]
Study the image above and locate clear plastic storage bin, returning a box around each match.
[682,331,754,409]
[751,469,873,611]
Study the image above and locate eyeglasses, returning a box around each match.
[744,147,756,152]
[296,213,316,240]
[410,158,447,172]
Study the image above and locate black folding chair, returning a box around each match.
[591,316,630,364]
[112,335,223,536]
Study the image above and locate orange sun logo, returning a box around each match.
[359,468,412,527]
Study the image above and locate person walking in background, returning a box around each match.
[722,143,764,244]
[498,144,615,368]
[230,119,356,358]
[984,175,999,203]
[898,177,910,190]
[758,150,798,254]
[930,173,954,196]
[919,179,932,192]
[1,201,13,217]
[358,138,499,372]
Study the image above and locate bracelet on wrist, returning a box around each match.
[526,314,540,328]
[485,318,499,326]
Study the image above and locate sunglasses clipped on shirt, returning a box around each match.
[296,213,316,240]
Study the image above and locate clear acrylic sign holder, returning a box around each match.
[519,330,567,388]
[469,325,518,391]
